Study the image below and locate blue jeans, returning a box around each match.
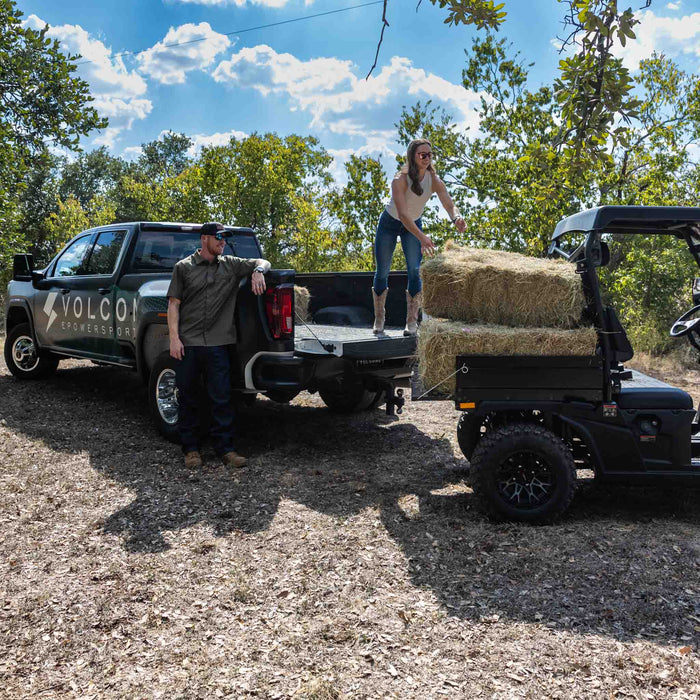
[372,210,423,296]
[176,345,236,455]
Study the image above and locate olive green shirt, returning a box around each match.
[167,250,257,347]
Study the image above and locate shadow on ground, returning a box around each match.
[1,362,698,646]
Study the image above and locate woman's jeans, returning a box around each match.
[372,210,423,297]
[176,345,236,455]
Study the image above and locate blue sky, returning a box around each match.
[15,0,700,180]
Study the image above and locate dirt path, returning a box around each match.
[0,358,698,698]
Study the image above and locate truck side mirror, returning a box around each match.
[12,253,34,282]
[693,278,700,305]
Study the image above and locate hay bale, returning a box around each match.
[294,285,311,323]
[418,318,598,396]
[421,241,585,329]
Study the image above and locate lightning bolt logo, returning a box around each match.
[43,292,59,332]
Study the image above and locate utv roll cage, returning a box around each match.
[548,206,700,401]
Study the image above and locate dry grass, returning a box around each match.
[418,318,598,396]
[295,285,311,323]
[0,357,699,699]
[421,241,586,329]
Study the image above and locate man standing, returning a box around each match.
[167,221,271,468]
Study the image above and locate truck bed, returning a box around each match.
[294,323,417,359]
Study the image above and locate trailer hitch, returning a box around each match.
[385,387,404,416]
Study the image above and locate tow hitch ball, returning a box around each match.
[385,387,404,416]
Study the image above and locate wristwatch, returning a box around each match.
[254,266,265,274]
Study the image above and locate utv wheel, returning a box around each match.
[4,324,59,379]
[470,422,576,523]
[148,352,180,443]
[318,375,383,413]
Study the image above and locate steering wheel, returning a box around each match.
[670,305,700,349]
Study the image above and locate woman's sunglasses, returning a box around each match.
[417,152,433,160]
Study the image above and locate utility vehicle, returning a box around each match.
[452,206,700,522]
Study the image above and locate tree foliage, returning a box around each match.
[0,0,106,286]
[398,1,700,352]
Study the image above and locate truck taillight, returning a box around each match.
[265,285,294,339]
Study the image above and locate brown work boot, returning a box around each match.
[184,451,202,468]
[222,451,248,468]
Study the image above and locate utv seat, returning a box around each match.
[616,370,693,409]
[616,386,693,409]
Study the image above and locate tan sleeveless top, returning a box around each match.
[385,171,433,221]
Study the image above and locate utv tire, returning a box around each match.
[470,422,576,523]
[4,324,59,379]
[318,375,383,413]
[148,351,180,443]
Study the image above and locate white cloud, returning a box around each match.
[617,10,700,69]
[666,3,681,10]
[23,15,151,147]
[187,129,249,156]
[137,23,232,84]
[212,46,482,133]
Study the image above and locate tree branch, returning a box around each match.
[366,0,390,79]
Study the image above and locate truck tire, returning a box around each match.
[148,352,180,443]
[469,422,576,523]
[318,375,383,413]
[4,323,59,380]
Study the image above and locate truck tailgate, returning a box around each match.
[294,324,417,359]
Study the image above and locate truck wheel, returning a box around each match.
[4,324,59,379]
[318,375,382,413]
[148,352,180,443]
[469,422,576,523]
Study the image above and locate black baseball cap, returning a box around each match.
[200,221,227,238]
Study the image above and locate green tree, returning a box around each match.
[398,6,700,351]
[59,146,131,210]
[328,155,388,270]
[137,131,193,183]
[0,0,106,287]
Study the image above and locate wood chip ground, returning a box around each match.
[0,353,699,699]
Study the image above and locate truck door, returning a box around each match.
[33,230,129,358]
[76,229,130,357]
[33,233,93,350]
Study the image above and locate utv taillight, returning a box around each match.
[265,285,294,339]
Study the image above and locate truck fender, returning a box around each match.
[5,299,37,344]
[138,322,170,383]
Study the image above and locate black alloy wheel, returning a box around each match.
[470,422,576,523]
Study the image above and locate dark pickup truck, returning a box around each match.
[4,222,417,441]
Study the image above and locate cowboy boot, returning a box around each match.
[372,288,388,334]
[404,290,422,336]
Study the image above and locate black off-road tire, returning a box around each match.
[318,375,383,413]
[148,351,180,443]
[4,323,59,379]
[470,422,577,523]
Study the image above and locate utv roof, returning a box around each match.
[552,206,700,241]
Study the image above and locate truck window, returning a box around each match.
[130,231,260,271]
[52,235,93,277]
[83,230,127,275]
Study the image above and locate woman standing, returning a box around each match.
[372,139,466,336]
